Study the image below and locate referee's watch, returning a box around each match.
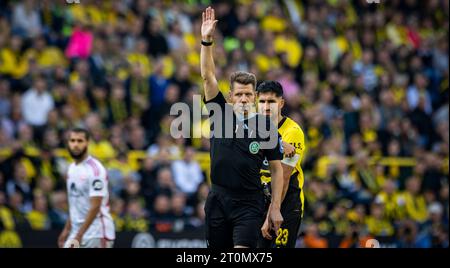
[201,40,213,46]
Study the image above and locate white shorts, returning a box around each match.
[65,238,114,248]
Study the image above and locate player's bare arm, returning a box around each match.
[58,217,71,248]
[281,141,296,201]
[280,142,301,201]
[200,6,219,101]
[261,161,293,239]
[267,160,284,234]
[261,140,296,239]
[73,196,102,244]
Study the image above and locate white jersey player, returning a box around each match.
[58,128,115,248]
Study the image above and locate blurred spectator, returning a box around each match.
[0,172,5,193]
[26,193,50,230]
[108,153,134,196]
[351,152,379,198]
[24,35,66,71]
[167,20,185,52]
[171,192,190,219]
[148,58,169,108]
[150,194,173,233]
[67,80,90,121]
[303,223,328,248]
[124,60,151,118]
[65,24,93,60]
[339,224,371,248]
[20,75,54,128]
[8,191,29,230]
[415,202,448,247]
[396,220,421,248]
[109,84,129,124]
[153,167,176,199]
[6,162,32,207]
[365,203,395,237]
[404,176,428,223]
[35,175,54,198]
[120,178,143,205]
[331,157,359,199]
[0,35,28,80]
[89,126,116,160]
[0,191,14,230]
[139,156,157,201]
[308,202,333,236]
[12,0,42,38]
[0,79,11,118]
[329,200,352,236]
[110,197,125,232]
[142,17,168,58]
[147,134,180,158]
[172,147,203,196]
[407,73,433,115]
[127,126,148,151]
[123,198,149,232]
[151,194,170,221]
[374,179,406,221]
[48,190,68,230]
[87,39,107,87]
[170,64,193,101]
[352,50,378,93]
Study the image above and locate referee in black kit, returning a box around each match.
[200,7,284,248]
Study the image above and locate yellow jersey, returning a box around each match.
[260,116,306,213]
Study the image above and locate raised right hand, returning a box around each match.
[201,6,218,40]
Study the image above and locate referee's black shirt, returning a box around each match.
[204,92,283,193]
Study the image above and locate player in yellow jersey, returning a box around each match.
[257,81,306,248]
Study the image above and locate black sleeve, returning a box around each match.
[261,116,283,161]
[203,91,227,116]
[264,135,283,161]
[203,91,226,105]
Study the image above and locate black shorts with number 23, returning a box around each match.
[258,188,302,248]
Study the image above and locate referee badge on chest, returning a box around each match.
[249,141,260,154]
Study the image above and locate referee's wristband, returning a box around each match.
[201,40,213,46]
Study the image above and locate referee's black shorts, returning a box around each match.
[258,188,302,248]
[204,184,265,248]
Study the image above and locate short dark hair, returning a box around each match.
[230,71,257,90]
[257,80,284,97]
[69,127,90,141]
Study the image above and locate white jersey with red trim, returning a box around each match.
[66,155,115,241]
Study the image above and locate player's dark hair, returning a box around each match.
[69,127,90,141]
[256,80,284,97]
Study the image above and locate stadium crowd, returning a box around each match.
[0,0,448,247]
